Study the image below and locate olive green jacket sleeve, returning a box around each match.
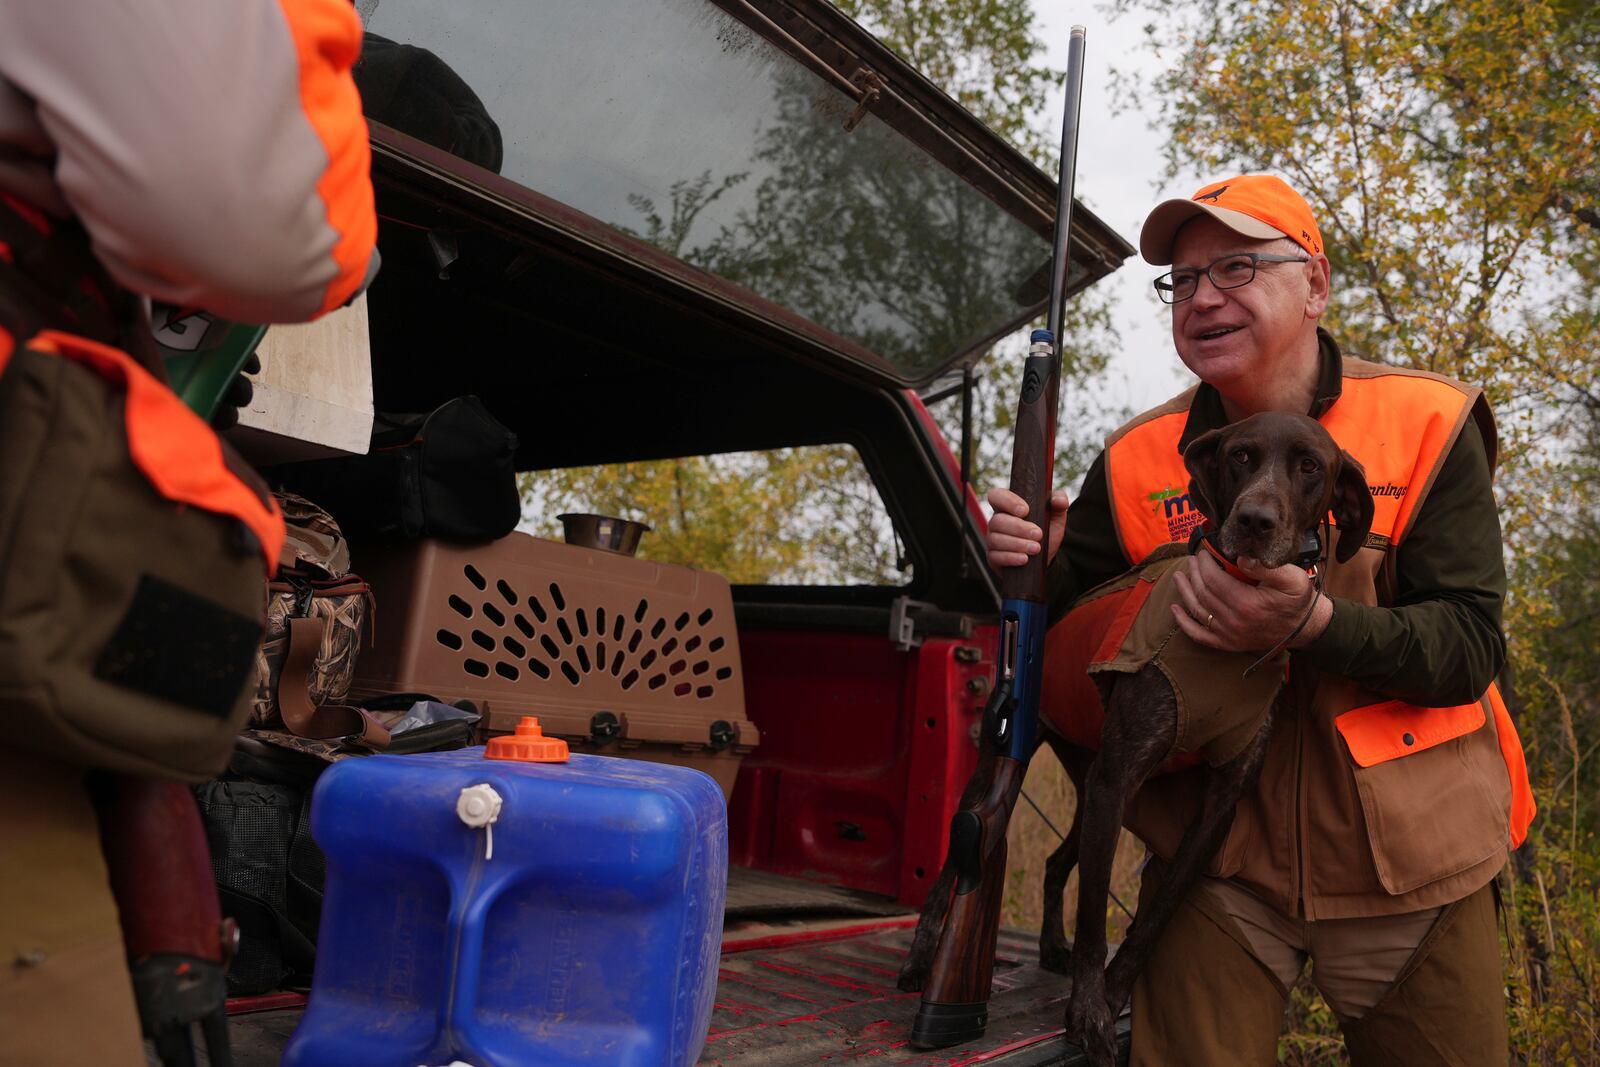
[1045,451,1130,625]
[1046,418,1507,706]
[1297,416,1507,705]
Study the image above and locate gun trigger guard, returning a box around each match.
[982,678,1014,747]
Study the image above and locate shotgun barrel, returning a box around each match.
[909,25,1088,1050]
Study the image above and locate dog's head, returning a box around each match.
[1182,412,1374,568]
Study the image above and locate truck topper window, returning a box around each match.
[519,445,911,587]
[356,0,1050,379]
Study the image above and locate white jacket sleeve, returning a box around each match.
[0,0,377,323]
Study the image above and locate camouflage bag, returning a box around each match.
[253,492,388,748]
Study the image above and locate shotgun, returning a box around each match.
[909,24,1088,1050]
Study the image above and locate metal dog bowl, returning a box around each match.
[556,513,651,557]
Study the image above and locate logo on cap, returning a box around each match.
[1195,185,1229,203]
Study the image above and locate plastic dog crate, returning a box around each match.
[348,533,758,796]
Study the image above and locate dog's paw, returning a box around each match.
[1064,987,1118,1067]
[1038,935,1072,975]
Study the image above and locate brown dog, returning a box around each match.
[900,412,1375,1066]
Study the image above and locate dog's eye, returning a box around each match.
[1299,458,1321,475]
[1231,449,1250,465]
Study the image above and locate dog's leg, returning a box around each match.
[1064,669,1175,1067]
[898,744,997,992]
[1038,736,1090,975]
[1037,792,1082,975]
[1100,709,1274,1017]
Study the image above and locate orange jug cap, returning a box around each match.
[484,716,569,763]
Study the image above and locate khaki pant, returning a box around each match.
[0,752,144,1067]
[1130,866,1508,1066]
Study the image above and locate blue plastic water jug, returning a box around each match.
[282,718,728,1067]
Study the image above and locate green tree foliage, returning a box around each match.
[1115,0,1599,1058]
[836,0,1060,160]
[1114,0,1598,500]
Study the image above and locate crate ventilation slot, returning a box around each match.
[433,569,733,698]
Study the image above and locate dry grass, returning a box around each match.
[998,745,1145,941]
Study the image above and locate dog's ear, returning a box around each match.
[1181,428,1226,526]
[1331,450,1374,563]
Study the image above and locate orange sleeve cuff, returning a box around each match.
[279,0,377,316]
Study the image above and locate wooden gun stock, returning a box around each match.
[909,756,1026,1047]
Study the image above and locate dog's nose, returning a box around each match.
[1234,502,1278,538]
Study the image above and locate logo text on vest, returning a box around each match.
[1150,485,1204,542]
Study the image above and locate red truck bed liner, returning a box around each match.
[707,922,1091,1065]
[198,868,1126,1066]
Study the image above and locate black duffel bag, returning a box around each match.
[196,699,480,994]
[195,773,321,995]
[277,395,519,543]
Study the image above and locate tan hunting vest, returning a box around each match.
[1104,357,1534,919]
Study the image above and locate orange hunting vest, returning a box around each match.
[1099,357,1533,918]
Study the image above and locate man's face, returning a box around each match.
[1168,217,1322,391]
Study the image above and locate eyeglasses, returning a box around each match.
[1153,252,1311,304]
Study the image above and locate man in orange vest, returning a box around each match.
[988,175,1532,1064]
[0,2,375,1063]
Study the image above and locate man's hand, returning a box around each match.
[1170,552,1333,653]
[985,487,1069,571]
[210,351,260,431]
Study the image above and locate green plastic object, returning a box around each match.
[150,304,267,420]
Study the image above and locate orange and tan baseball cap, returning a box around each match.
[1139,174,1324,264]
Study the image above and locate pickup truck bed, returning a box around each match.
[197,868,1129,1066]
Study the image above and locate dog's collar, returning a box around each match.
[1292,526,1323,572]
[1190,531,1261,585]
[1188,523,1323,583]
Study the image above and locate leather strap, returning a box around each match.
[278,616,389,749]
[1195,534,1263,586]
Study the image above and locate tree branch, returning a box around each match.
[1453,197,1547,365]
[1336,2,1374,251]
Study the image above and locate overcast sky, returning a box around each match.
[1031,2,1206,415]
